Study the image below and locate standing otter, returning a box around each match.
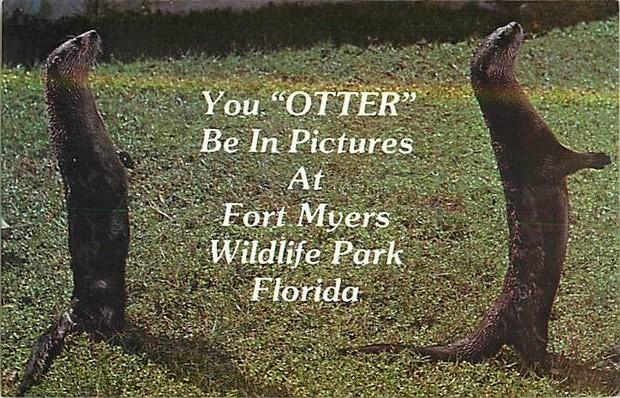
[18,30,132,395]
[351,22,611,366]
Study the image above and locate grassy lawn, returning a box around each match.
[2,19,618,396]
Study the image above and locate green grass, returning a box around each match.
[2,19,618,397]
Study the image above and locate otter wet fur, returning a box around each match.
[17,30,132,395]
[350,22,611,367]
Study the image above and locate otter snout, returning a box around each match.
[503,22,522,34]
[470,22,525,82]
[74,30,100,46]
[494,21,523,43]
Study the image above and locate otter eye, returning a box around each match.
[53,55,62,64]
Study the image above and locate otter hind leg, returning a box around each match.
[72,277,127,340]
[505,297,550,368]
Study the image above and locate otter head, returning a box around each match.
[470,22,523,85]
[45,30,101,86]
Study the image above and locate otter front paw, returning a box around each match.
[587,152,612,169]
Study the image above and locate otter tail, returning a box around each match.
[413,326,505,363]
[16,311,78,396]
[348,308,506,363]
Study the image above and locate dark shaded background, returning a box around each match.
[3,1,618,66]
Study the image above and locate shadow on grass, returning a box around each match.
[356,346,619,395]
[118,323,291,396]
[548,352,620,395]
[493,349,620,395]
[0,251,28,269]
